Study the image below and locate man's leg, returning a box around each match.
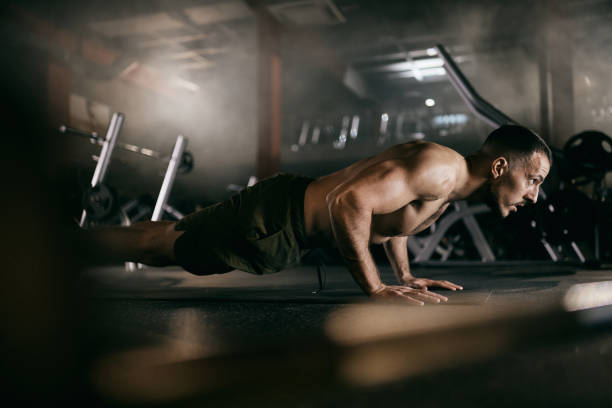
[82,221,183,266]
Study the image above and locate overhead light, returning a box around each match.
[298,121,310,145]
[420,67,446,77]
[426,48,438,56]
[350,115,360,139]
[432,114,468,127]
[380,113,389,134]
[425,98,435,107]
[387,67,446,80]
[366,57,443,73]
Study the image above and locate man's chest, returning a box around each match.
[370,200,450,243]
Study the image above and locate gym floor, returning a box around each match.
[74,262,612,407]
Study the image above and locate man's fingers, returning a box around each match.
[399,294,425,306]
[376,290,424,306]
[435,281,463,290]
[419,291,448,303]
[371,286,450,306]
[439,280,463,290]
[430,280,464,291]
[400,287,448,303]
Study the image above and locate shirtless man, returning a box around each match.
[85,125,551,305]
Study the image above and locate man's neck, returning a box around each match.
[450,153,491,201]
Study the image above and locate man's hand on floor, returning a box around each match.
[400,277,463,291]
[369,284,449,306]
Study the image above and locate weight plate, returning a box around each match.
[563,131,612,183]
[82,183,116,220]
[179,151,194,174]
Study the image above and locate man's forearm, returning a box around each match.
[328,200,382,295]
[383,236,412,282]
[341,250,384,294]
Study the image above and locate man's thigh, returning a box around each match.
[172,201,237,275]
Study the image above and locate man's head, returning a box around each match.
[479,125,552,217]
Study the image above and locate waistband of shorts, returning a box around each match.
[288,175,315,249]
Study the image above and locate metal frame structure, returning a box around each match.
[434,44,517,128]
[152,135,186,221]
[126,134,187,272]
[78,112,124,227]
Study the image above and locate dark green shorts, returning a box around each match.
[173,173,314,275]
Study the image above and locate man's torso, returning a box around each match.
[303,141,461,246]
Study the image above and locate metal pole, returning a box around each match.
[79,112,124,227]
[435,44,517,128]
[152,135,186,221]
[60,125,166,159]
[162,204,185,220]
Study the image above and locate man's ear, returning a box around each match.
[491,157,509,179]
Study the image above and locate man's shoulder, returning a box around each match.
[387,142,462,171]
[415,141,462,160]
[392,142,462,198]
[388,141,461,161]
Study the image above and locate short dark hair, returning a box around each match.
[480,125,552,167]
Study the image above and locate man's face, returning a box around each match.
[487,151,551,218]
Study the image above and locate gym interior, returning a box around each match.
[2,0,612,406]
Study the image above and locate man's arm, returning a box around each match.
[383,237,463,291]
[326,159,449,305]
[383,236,411,282]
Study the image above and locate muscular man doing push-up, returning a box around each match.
[84,125,551,305]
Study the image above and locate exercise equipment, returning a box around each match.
[59,125,195,175]
[434,44,517,128]
[61,114,193,272]
[72,112,124,227]
[563,130,612,185]
[556,130,612,265]
[151,135,187,221]
[178,151,194,175]
[82,183,117,221]
[539,190,595,243]
[408,202,494,262]
[124,134,188,272]
[60,120,193,226]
